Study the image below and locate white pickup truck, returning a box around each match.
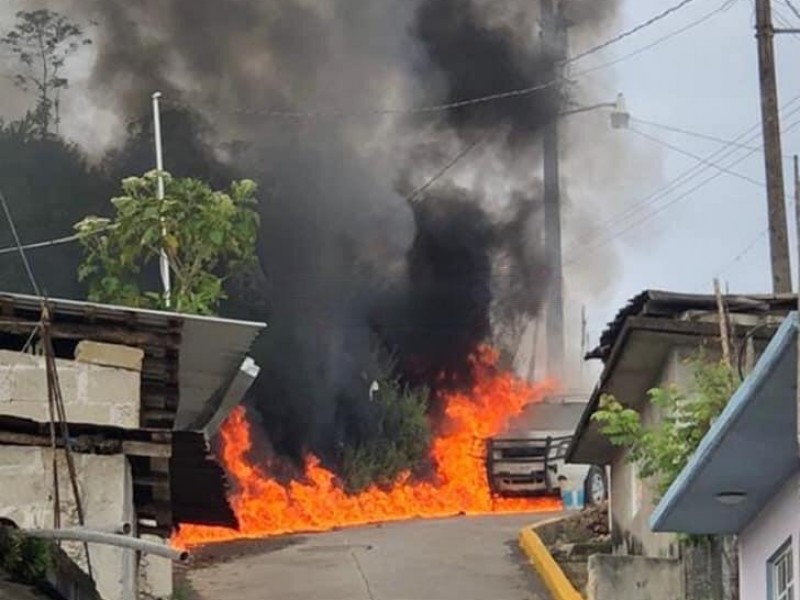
[486,394,607,505]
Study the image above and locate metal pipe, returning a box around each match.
[62,523,132,536]
[24,528,188,563]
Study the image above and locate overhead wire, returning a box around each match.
[0,189,40,296]
[567,0,704,64]
[405,133,493,204]
[565,0,737,79]
[627,126,766,188]
[629,116,794,157]
[564,104,800,264]
[785,0,800,20]
[202,0,709,119]
[564,92,800,255]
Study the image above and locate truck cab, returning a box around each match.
[487,393,607,504]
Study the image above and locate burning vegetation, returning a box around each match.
[173,348,560,547]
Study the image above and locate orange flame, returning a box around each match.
[173,347,561,547]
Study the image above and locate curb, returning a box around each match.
[518,525,583,600]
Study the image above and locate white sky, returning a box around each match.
[576,0,800,348]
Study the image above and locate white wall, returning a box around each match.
[740,470,800,600]
[610,346,699,558]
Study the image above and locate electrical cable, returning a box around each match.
[564,111,800,264]
[0,189,41,296]
[627,126,766,188]
[629,116,794,158]
[568,0,704,64]
[405,133,492,204]
[563,95,800,258]
[202,0,710,119]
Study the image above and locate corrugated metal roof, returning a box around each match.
[0,292,266,432]
[587,289,796,361]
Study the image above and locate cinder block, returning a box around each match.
[75,341,144,373]
[85,366,140,413]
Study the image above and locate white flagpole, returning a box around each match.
[152,92,172,308]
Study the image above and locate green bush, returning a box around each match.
[340,374,431,493]
[0,528,50,584]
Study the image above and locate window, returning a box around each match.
[769,539,795,600]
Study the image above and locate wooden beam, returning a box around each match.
[0,318,181,349]
[122,440,172,458]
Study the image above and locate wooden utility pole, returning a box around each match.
[541,0,567,378]
[756,0,793,293]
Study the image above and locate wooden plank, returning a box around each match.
[122,440,172,458]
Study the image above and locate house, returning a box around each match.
[567,290,793,559]
[0,292,265,600]
[650,312,800,600]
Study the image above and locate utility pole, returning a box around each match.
[541,0,567,378]
[755,0,792,293]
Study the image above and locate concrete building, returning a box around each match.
[0,293,265,600]
[650,312,800,600]
[566,290,793,599]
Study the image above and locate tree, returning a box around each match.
[1,9,92,137]
[75,171,260,315]
[340,365,431,493]
[592,353,737,498]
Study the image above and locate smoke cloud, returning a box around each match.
[1,0,622,462]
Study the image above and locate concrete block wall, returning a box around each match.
[0,447,136,600]
[0,341,150,600]
[587,554,684,600]
[0,342,143,428]
[137,534,173,599]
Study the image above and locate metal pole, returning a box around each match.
[755,0,793,293]
[152,92,172,308]
[541,0,566,379]
[794,156,800,452]
[25,528,189,562]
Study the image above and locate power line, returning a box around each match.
[568,0,737,78]
[714,228,769,278]
[785,0,800,20]
[568,0,703,64]
[0,233,82,256]
[0,189,40,296]
[564,113,800,264]
[205,0,708,119]
[629,116,783,155]
[564,93,800,255]
[628,125,766,188]
[405,134,491,204]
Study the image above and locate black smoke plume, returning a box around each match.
[2,0,619,465]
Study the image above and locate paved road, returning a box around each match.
[186,514,556,600]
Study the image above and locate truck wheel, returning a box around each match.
[584,466,607,505]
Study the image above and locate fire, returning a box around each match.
[173,347,561,547]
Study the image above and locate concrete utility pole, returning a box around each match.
[755,0,792,293]
[541,0,567,379]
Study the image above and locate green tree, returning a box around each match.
[1,9,92,137]
[75,170,259,315]
[340,360,432,493]
[592,353,737,498]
